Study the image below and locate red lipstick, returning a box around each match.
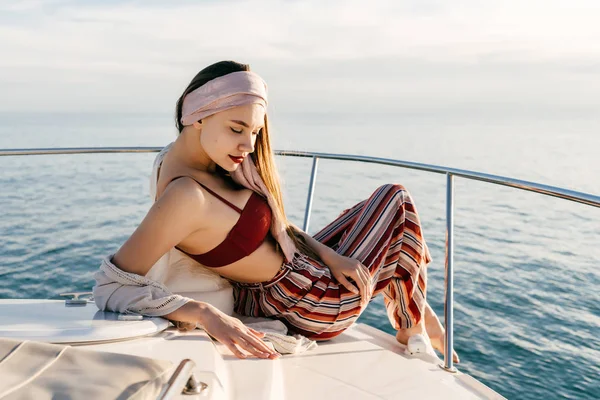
[229,155,244,164]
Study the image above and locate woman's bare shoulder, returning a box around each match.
[156,173,206,200]
[111,177,207,276]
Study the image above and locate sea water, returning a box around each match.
[0,111,598,399]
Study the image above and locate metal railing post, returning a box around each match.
[303,157,319,232]
[441,173,458,373]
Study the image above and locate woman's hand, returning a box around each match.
[322,251,373,307]
[197,303,280,360]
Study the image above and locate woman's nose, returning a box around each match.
[239,135,254,153]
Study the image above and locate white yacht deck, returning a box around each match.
[0,299,504,399]
[89,323,503,399]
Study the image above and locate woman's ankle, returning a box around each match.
[395,321,426,344]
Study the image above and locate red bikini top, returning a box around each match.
[170,176,272,267]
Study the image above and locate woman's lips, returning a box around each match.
[229,155,244,163]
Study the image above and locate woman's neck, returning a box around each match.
[172,130,217,173]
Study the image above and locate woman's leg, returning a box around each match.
[312,184,458,360]
[234,184,432,343]
[312,183,430,338]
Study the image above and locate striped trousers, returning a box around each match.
[233,184,431,340]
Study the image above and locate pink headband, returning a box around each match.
[180,71,297,263]
[181,71,268,126]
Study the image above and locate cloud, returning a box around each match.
[0,0,599,114]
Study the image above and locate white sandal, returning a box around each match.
[406,334,437,358]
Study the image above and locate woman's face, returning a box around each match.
[196,103,266,172]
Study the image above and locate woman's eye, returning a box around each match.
[231,127,243,134]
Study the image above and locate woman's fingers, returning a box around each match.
[235,337,271,359]
[223,339,247,359]
[248,327,266,338]
[239,328,278,355]
[237,332,280,359]
[199,307,279,360]
[336,274,359,295]
[220,335,269,360]
[217,327,279,360]
[334,264,371,304]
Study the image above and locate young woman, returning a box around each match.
[93,60,459,362]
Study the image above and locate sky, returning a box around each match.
[1,0,600,117]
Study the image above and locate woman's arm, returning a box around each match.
[93,179,206,317]
[289,223,338,263]
[159,300,278,359]
[290,223,372,306]
[95,178,279,359]
[111,178,206,276]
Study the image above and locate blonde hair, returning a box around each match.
[252,114,321,261]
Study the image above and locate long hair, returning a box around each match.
[175,61,320,260]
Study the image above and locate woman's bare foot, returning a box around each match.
[395,319,426,345]
[424,303,460,363]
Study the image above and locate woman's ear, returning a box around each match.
[192,120,203,130]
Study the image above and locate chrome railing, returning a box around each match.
[2,147,599,373]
